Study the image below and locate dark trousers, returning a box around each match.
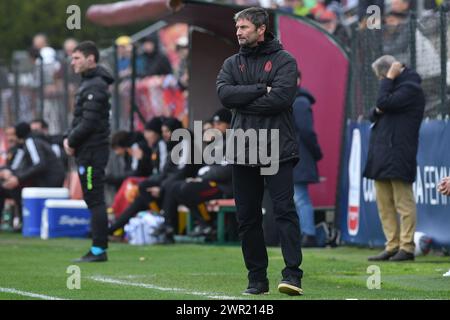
[76,146,109,249]
[0,178,63,224]
[232,162,303,283]
[0,187,22,222]
[108,179,159,234]
[162,180,223,230]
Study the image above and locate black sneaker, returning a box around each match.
[368,250,398,261]
[278,276,303,296]
[389,249,415,262]
[243,280,269,295]
[73,251,108,263]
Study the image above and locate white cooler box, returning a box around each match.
[22,188,69,237]
[41,200,91,239]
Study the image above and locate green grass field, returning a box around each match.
[0,233,449,300]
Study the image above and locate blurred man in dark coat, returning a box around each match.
[364,55,425,262]
[292,71,323,247]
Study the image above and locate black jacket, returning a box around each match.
[137,51,173,78]
[149,135,201,193]
[216,32,299,166]
[66,66,114,154]
[124,132,153,177]
[10,136,65,187]
[33,132,68,169]
[363,68,425,183]
[105,132,153,187]
[197,140,233,197]
[292,88,323,183]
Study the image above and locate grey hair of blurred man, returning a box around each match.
[372,55,397,79]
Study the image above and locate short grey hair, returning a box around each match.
[372,55,397,78]
[234,7,269,30]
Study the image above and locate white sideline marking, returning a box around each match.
[0,287,65,300]
[91,276,241,300]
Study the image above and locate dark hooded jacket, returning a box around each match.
[137,51,173,78]
[105,132,153,187]
[33,132,68,170]
[10,136,65,187]
[136,35,173,78]
[363,68,425,183]
[216,32,299,166]
[292,88,323,183]
[66,66,114,154]
[119,131,153,178]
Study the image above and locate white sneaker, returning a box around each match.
[443,269,450,277]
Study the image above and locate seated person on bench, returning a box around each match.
[157,108,233,238]
[0,122,65,229]
[108,117,199,243]
[106,129,154,189]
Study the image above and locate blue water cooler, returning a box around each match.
[41,199,91,239]
[22,188,69,237]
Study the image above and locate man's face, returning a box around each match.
[374,66,390,80]
[213,121,229,135]
[143,41,155,54]
[33,35,47,50]
[64,40,78,57]
[236,19,265,47]
[144,130,160,147]
[320,20,337,34]
[30,121,47,134]
[117,45,131,58]
[71,51,93,74]
[391,0,409,14]
[385,15,404,27]
[203,122,214,142]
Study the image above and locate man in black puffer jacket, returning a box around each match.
[63,41,114,263]
[216,7,303,296]
[365,55,425,262]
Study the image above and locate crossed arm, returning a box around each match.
[216,55,298,116]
